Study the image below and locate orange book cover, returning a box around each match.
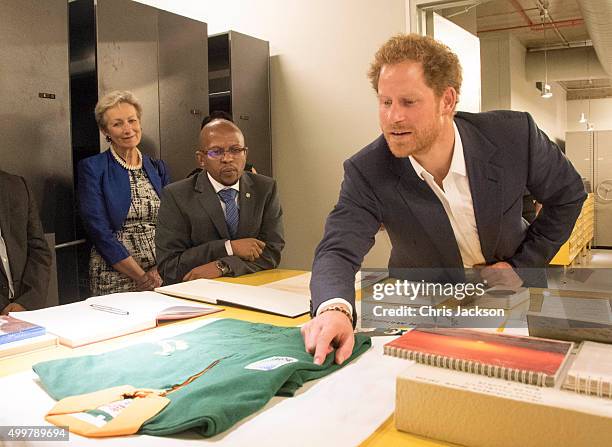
[385,328,573,386]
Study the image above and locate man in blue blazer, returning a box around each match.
[156,118,284,284]
[302,34,586,365]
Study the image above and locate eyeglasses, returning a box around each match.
[202,146,248,159]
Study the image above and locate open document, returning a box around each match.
[11,292,221,348]
[156,279,310,317]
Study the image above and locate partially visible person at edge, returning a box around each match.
[0,170,51,314]
[78,90,170,296]
[302,33,586,366]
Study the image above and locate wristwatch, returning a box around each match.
[215,260,230,276]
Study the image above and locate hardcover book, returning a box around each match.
[0,315,46,344]
[0,333,58,358]
[384,327,573,386]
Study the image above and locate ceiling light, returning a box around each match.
[541,83,552,98]
[541,9,553,99]
[579,112,587,123]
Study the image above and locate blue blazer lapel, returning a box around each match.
[195,173,231,239]
[456,118,503,262]
[391,156,463,267]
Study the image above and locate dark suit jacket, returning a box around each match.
[310,111,587,316]
[77,150,170,265]
[0,170,51,311]
[156,171,285,284]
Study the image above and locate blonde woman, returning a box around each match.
[78,91,169,296]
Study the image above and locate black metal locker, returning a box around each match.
[0,0,74,306]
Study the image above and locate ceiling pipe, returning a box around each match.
[528,40,592,52]
[479,6,539,20]
[508,0,533,27]
[535,0,568,46]
[478,18,584,34]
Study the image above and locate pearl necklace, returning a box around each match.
[110,147,143,170]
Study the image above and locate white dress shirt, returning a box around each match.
[207,172,240,256]
[316,122,485,316]
[0,225,15,299]
[408,122,485,268]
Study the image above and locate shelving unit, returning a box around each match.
[550,193,594,266]
[208,31,271,176]
[70,0,209,180]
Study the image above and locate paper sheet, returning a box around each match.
[262,272,311,296]
[262,271,389,297]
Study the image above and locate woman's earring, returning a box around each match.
[105,135,112,143]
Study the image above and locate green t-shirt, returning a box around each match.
[33,319,371,437]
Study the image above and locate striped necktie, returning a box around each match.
[218,188,239,239]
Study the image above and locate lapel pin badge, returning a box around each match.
[246,192,251,198]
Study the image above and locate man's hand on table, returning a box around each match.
[2,302,26,315]
[183,262,222,281]
[478,261,523,289]
[301,304,354,366]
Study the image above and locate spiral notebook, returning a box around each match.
[563,341,612,398]
[384,328,573,386]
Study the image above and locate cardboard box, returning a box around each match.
[395,363,612,447]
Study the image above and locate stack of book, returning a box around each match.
[384,328,612,447]
[527,289,612,343]
[0,315,57,358]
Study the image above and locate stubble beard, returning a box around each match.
[386,119,442,159]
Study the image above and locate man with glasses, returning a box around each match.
[156,118,284,284]
[186,111,257,178]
